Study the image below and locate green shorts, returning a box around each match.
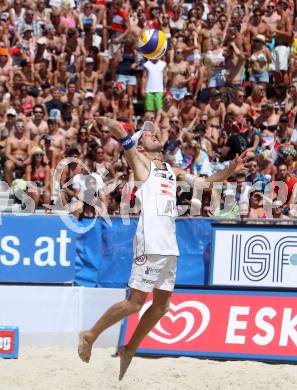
[145,92,164,112]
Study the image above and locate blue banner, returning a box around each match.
[0,215,212,286]
[75,218,211,288]
[0,215,76,283]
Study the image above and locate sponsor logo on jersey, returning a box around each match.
[155,172,167,179]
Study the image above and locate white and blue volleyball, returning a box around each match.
[138,29,168,60]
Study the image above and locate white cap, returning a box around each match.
[132,121,155,145]
[85,92,94,99]
[85,57,94,64]
[37,37,48,45]
[7,108,17,116]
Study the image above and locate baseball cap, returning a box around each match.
[44,23,54,31]
[115,82,125,91]
[41,134,53,142]
[209,89,221,98]
[132,121,155,145]
[1,12,9,21]
[85,92,94,99]
[37,37,48,45]
[47,116,57,123]
[31,146,45,155]
[0,48,9,56]
[184,92,193,99]
[23,24,34,32]
[7,108,17,116]
[254,34,266,43]
[85,57,94,64]
[273,200,283,208]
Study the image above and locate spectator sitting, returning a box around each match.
[25,146,51,210]
[272,200,289,219]
[247,189,267,219]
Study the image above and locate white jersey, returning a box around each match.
[133,161,179,258]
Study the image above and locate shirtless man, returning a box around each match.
[204,89,226,129]
[246,8,271,45]
[227,88,251,119]
[27,105,48,144]
[0,48,12,88]
[224,24,250,58]
[167,48,192,101]
[213,14,228,43]
[47,117,65,164]
[199,12,217,53]
[97,82,114,115]
[58,115,78,145]
[263,2,281,35]
[0,108,16,151]
[79,57,98,95]
[100,125,120,163]
[271,0,292,83]
[61,82,82,109]
[5,119,30,185]
[225,41,246,87]
[156,91,179,130]
[78,117,247,380]
[45,23,64,56]
[180,93,200,128]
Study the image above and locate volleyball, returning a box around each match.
[138,29,168,60]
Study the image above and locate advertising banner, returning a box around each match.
[0,327,19,358]
[210,225,297,289]
[119,290,297,361]
[0,215,76,283]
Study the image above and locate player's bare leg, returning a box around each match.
[119,289,171,380]
[78,289,147,363]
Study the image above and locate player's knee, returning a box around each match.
[153,303,169,317]
[129,301,143,314]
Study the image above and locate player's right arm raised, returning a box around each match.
[97,117,150,182]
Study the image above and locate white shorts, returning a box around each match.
[128,255,177,293]
[270,45,290,72]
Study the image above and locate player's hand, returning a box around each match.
[229,153,249,175]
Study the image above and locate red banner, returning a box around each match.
[120,290,297,361]
[0,327,19,358]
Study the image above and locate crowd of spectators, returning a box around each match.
[0,0,297,220]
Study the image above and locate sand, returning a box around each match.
[1,347,297,390]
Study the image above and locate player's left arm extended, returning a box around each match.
[175,154,248,187]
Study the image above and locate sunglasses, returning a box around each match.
[176,51,183,54]
[80,132,87,135]
[35,153,44,157]
[170,120,179,124]
[34,110,43,114]
[102,130,110,133]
